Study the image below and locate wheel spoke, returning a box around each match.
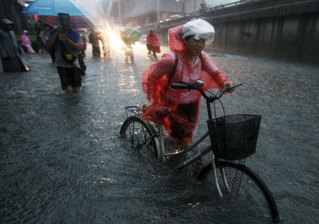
[199,161,280,222]
[120,117,157,159]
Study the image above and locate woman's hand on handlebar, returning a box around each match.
[142,98,155,112]
[223,81,236,93]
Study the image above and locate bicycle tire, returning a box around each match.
[120,116,160,159]
[198,160,281,223]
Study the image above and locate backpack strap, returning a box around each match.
[167,52,178,84]
[167,52,203,84]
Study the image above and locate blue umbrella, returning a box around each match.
[23,0,89,16]
[23,0,93,28]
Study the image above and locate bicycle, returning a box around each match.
[120,81,281,223]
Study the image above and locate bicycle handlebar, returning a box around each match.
[171,81,242,102]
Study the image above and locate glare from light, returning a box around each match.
[93,19,145,62]
[94,19,128,60]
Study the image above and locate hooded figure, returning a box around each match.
[0,18,28,72]
[21,30,35,54]
[146,29,161,58]
[142,19,234,150]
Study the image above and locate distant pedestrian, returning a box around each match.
[35,20,43,33]
[78,29,87,75]
[46,13,83,95]
[45,26,55,62]
[120,34,134,63]
[0,18,29,72]
[101,34,110,59]
[21,30,35,54]
[78,29,87,57]
[34,20,45,54]
[146,29,160,59]
[36,30,46,54]
[88,29,102,57]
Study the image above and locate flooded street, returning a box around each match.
[1,43,318,224]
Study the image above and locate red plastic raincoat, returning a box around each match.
[142,25,229,144]
[146,29,161,53]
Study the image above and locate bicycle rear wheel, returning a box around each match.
[120,116,160,159]
[198,160,281,223]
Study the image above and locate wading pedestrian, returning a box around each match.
[46,13,83,95]
[142,19,235,152]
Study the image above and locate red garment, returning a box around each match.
[81,35,87,51]
[142,25,229,144]
[146,31,161,53]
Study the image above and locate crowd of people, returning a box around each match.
[0,15,163,77]
[0,15,113,95]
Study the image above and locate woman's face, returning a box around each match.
[183,37,205,56]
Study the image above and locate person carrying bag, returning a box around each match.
[46,13,84,95]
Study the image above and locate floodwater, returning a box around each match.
[0,43,318,224]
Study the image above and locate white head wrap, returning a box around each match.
[182,18,215,44]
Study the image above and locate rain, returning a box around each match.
[0,0,318,224]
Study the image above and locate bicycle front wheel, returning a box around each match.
[120,116,160,159]
[198,160,281,223]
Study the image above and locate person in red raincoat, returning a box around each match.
[142,19,235,151]
[146,29,161,59]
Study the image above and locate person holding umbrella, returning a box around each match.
[120,28,142,63]
[46,13,84,95]
[120,33,134,64]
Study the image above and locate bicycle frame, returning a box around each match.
[124,84,248,198]
[122,83,281,222]
[152,89,226,197]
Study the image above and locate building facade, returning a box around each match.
[109,0,206,27]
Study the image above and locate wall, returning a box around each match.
[141,0,319,65]
[111,0,207,26]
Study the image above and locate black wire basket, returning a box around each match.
[207,114,261,160]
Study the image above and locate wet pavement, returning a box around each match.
[1,43,318,224]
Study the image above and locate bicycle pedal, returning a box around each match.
[165,150,180,156]
[165,148,185,156]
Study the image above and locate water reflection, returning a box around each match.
[0,44,318,223]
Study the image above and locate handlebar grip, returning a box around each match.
[232,83,242,89]
[171,83,189,89]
